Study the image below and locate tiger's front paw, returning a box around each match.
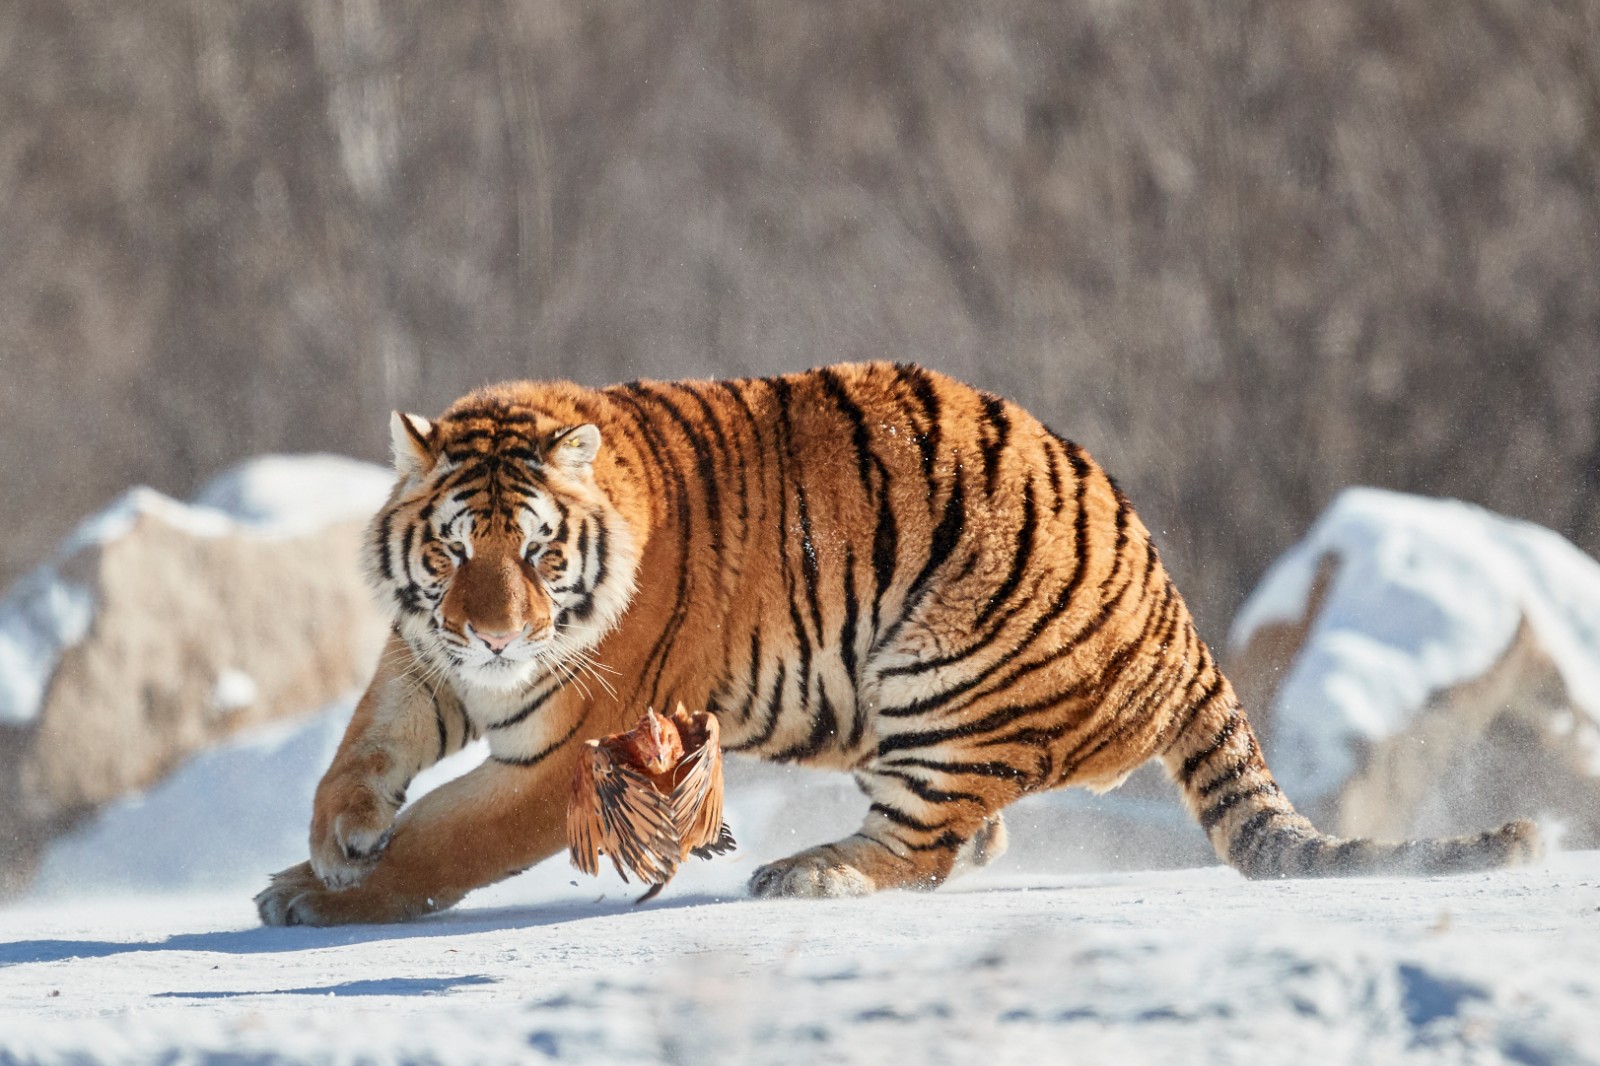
[254,861,431,927]
[309,778,399,889]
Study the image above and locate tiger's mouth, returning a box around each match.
[454,653,542,692]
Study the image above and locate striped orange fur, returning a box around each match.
[256,363,1540,925]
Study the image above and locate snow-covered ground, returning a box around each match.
[5,703,1600,1064]
[4,851,1597,1064]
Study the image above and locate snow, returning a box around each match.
[4,851,1598,1062]
[191,454,395,535]
[0,455,393,727]
[10,701,1600,1063]
[209,669,261,714]
[0,567,95,729]
[1228,487,1600,804]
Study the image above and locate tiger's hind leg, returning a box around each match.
[748,767,1019,899]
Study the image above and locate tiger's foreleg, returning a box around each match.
[297,634,474,892]
[256,748,577,926]
[749,765,1016,898]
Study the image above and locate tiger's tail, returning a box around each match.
[1159,677,1542,878]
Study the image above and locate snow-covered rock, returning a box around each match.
[0,455,394,898]
[1227,487,1600,845]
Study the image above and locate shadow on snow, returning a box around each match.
[153,974,500,999]
[0,890,747,967]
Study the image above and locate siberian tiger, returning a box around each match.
[255,363,1540,926]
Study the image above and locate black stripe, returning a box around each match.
[838,548,860,684]
[490,711,589,768]
[727,660,788,752]
[1095,491,1133,603]
[978,393,1010,496]
[1181,708,1244,784]
[639,384,723,552]
[431,689,449,761]
[904,461,965,604]
[486,680,564,731]
[817,367,876,498]
[905,830,965,853]
[731,627,763,725]
[868,802,949,834]
[684,383,747,533]
[1045,440,1064,512]
[375,509,396,581]
[795,475,825,640]
[771,680,838,763]
[840,551,868,751]
[876,756,1028,780]
[573,516,590,572]
[898,364,942,485]
[1195,739,1257,800]
[717,378,769,468]
[972,479,1037,630]
[398,521,416,581]
[1165,668,1228,753]
[871,769,985,806]
[1200,781,1282,833]
[1230,808,1286,859]
[815,367,906,629]
[869,476,898,635]
[875,690,1077,754]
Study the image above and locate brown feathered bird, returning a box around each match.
[567,704,736,902]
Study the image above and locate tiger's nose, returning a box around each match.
[470,625,524,653]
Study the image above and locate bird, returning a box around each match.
[567,703,736,902]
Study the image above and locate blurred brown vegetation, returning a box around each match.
[2,0,1598,634]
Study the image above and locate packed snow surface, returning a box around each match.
[4,854,1597,1063]
[10,701,1600,1064]
[0,455,392,726]
[1228,487,1600,804]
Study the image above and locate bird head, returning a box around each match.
[619,707,684,775]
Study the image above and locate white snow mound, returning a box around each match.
[0,455,393,727]
[1229,487,1600,804]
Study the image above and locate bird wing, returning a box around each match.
[669,708,735,858]
[568,738,681,885]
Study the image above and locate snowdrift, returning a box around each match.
[1229,487,1600,844]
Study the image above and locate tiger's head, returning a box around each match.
[366,393,639,695]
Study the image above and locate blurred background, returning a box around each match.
[4,0,1598,635]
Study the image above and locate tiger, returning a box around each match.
[255,362,1540,926]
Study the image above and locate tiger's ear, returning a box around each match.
[389,411,437,481]
[550,423,602,476]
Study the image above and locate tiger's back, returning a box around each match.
[256,362,1539,925]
